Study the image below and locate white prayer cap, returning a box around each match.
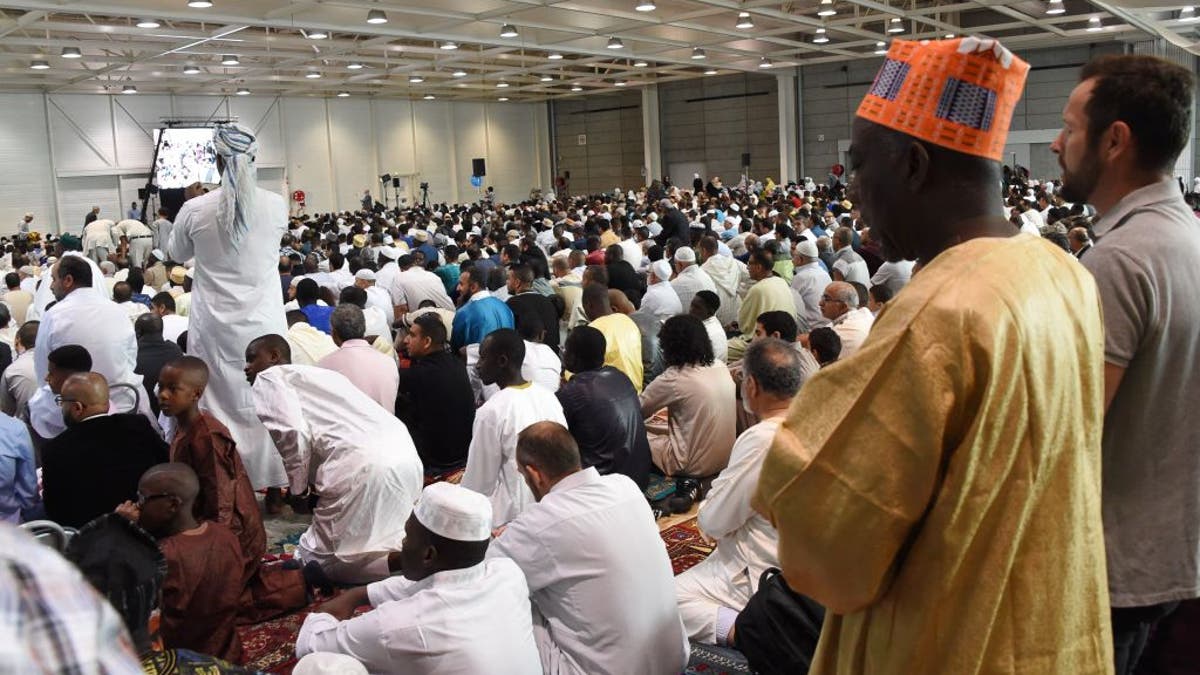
[23,212,33,219]
[600,212,612,222]
[649,259,672,281]
[415,482,492,541]
[648,222,663,237]
[795,239,819,259]
[542,218,553,229]
[689,221,705,230]
[674,246,696,263]
[379,246,400,260]
[729,204,740,212]
[768,209,779,218]
[413,230,429,242]
[336,218,345,226]
[382,235,394,245]
[354,269,377,282]
[293,652,368,675]
[551,248,571,260]
[647,212,659,222]
[185,267,195,279]
[18,265,33,276]
[150,249,165,261]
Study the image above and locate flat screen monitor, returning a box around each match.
[153,128,220,189]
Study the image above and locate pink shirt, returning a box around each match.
[316,339,399,412]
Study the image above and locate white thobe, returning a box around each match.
[675,419,781,643]
[670,265,717,316]
[489,468,690,675]
[171,186,289,489]
[362,306,391,341]
[870,259,915,295]
[296,559,542,675]
[465,342,561,404]
[118,301,149,321]
[790,262,833,333]
[617,238,643,271]
[391,268,455,313]
[703,316,728,363]
[252,365,423,584]
[376,262,402,307]
[112,219,154,266]
[161,314,188,343]
[640,281,682,322]
[461,382,567,527]
[152,218,173,254]
[831,306,875,359]
[701,256,749,328]
[364,286,394,321]
[83,219,116,262]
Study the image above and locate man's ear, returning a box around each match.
[903,140,932,193]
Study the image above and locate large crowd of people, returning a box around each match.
[1,37,1199,675]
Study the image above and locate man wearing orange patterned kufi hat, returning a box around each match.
[752,38,1113,674]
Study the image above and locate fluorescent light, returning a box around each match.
[409,75,425,83]
[813,28,829,44]
[137,18,161,28]
[187,0,213,7]
[691,47,706,59]
[500,23,519,38]
[633,58,649,67]
[183,63,201,74]
[498,96,510,101]
[1046,0,1065,15]
[758,57,773,68]
[347,61,364,70]
[236,87,250,95]
[366,9,388,24]
[30,60,49,70]
[736,12,754,29]
[440,41,458,50]
[607,36,625,49]
[945,33,956,38]
[306,70,322,79]
[1181,6,1197,21]
[496,81,509,88]
[817,0,837,17]
[548,52,563,60]
[636,0,656,11]
[337,91,350,97]
[122,84,138,94]
[423,94,436,100]
[874,41,887,55]
[61,47,82,58]
[452,69,468,77]
[888,17,904,33]
[704,68,718,75]
[1086,16,1102,31]
[221,54,240,65]
[570,85,583,91]
[614,79,627,86]
[540,74,554,81]
[305,29,329,39]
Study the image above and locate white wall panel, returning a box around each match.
[49,94,116,172]
[0,94,55,234]
[282,97,335,213]
[57,175,119,232]
[374,99,417,179]
[411,101,457,206]
[229,97,284,166]
[453,102,488,204]
[487,103,537,201]
[328,98,376,209]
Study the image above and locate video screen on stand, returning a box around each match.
[153,128,221,189]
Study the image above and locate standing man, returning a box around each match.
[83,217,116,264]
[756,38,1112,673]
[127,202,142,221]
[17,213,33,235]
[170,123,290,500]
[112,218,155,268]
[360,188,373,211]
[1052,54,1199,674]
[152,209,174,255]
[83,205,100,230]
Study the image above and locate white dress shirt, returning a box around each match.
[703,316,728,363]
[489,468,689,675]
[392,267,455,312]
[790,261,833,333]
[364,285,394,321]
[640,281,683,322]
[870,260,915,295]
[296,558,541,675]
[831,306,875,359]
[161,314,188,343]
[670,264,717,315]
[461,382,567,527]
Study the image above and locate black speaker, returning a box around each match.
[137,188,148,200]
[741,153,751,167]
[472,158,486,176]
[392,177,400,188]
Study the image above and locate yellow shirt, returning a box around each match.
[755,234,1112,674]
[589,313,644,393]
[599,230,620,249]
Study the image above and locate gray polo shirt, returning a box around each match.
[1082,178,1200,607]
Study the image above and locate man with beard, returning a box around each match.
[755,38,1112,674]
[1052,55,1199,675]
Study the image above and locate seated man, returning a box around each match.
[462,329,566,527]
[397,313,475,474]
[555,326,652,490]
[157,357,306,619]
[582,283,644,392]
[116,463,245,663]
[690,290,728,363]
[28,344,92,441]
[247,334,423,584]
[490,422,689,675]
[726,251,796,361]
[0,320,39,421]
[506,263,562,354]
[815,281,875,359]
[285,309,337,366]
[133,313,182,416]
[467,312,561,401]
[317,304,399,412]
[808,326,842,366]
[42,372,168,528]
[296,278,334,335]
[451,266,514,354]
[0,409,36,523]
[675,338,806,645]
[150,292,189,343]
[296,483,541,673]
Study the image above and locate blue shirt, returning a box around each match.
[300,304,335,335]
[451,292,514,352]
[0,412,37,523]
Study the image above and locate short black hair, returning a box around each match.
[756,310,798,342]
[48,344,92,372]
[16,320,38,350]
[693,290,720,317]
[659,314,714,369]
[481,327,525,366]
[809,327,842,365]
[58,256,93,288]
[339,285,368,308]
[868,284,895,305]
[849,281,869,309]
[412,312,447,347]
[4,272,18,289]
[563,325,606,372]
[748,250,773,271]
[151,292,175,312]
[296,278,320,304]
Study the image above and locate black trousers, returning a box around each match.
[1112,601,1179,675]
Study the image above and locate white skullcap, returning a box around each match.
[290,275,303,287]
[650,259,672,281]
[382,235,394,245]
[689,221,705,230]
[23,212,33,219]
[415,482,492,541]
[648,222,663,237]
[354,269,377,281]
[379,246,400,260]
[413,230,429,242]
[150,249,165,261]
[674,246,696,263]
[729,204,740,212]
[795,239,819,259]
[293,652,369,675]
[185,267,195,279]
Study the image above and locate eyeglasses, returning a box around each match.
[53,395,79,406]
[820,295,844,303]
[136,491,179,507]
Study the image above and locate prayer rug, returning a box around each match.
[423,467,465,486]
[661,517,714,575]
[686,642,753,674]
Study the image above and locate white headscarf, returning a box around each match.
[212,123,259,250]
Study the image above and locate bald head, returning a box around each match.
[140,463,200,504]
[62,372,109,409]
[827,281,858,308]
[609,289,635,315]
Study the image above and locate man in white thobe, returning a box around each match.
[170,123,290,491]
[870,258,916,295]
[354,269,394,322]
[82,218,116,264]
[247,334,423,585]
[820,281,875,359]
[675,338,808,645]
[790,239,833,333]
[490,421,689,675]
[392,255,455,314]
[670,247,716,314]
[111,219,155,268]
[375,248,403,319]
[151,209,173,255]
[295,483,541,674]
[640,260,682,322]
[461,329,566,527]
[699,238,748,328]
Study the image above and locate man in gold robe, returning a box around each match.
[754,37,1113,674]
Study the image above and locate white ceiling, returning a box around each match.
[0,0,1195,101]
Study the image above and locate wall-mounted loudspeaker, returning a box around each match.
[472,158,486,176]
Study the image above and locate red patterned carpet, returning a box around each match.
[239,517,713,674]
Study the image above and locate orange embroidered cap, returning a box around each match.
[856,37,1030,162]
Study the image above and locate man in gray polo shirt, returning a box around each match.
[1052,54,1198,675]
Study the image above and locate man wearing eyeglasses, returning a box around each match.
[815,281,874,359]
[40,372,167,528]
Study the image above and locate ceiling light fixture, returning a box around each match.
[614,79,627,86]
[337,91,350,97]
[888,17,904,33]
[122,84,138,94]
[452,69,468,77]
[945,33,956,38]
[607,36,625,49]
[704,67,718,75]
[1180,6,1197,21]
[366,9,388,24]
[636,0,656,11]
[183,63,201,74]
[498,96,510,101]
[136,19,161,28]
[540,74,554,81]
[817,0,837,17]
[30,59,49,70]
[187,0,213,7]
[873,40,887,55]
[423,94,436,100]
[306,70,322,79]
[691,47,706,59]
[633,58,649,67]
[61,46,82,58]
[221,54,240,65]
[736,12,754,29]
[1046,0,1065,15]
[409,74,425,83]
[548,52,563,60]
[500,23,519,38]
[813,28,829,44]
[758,57,773,68]
[570,85,583,91]
[1086,16,1102,31]
[496,81,510,88]
[347,61,364,70]
[440,41,458,50]
[305,29,329,39]
[236,87,250,95]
